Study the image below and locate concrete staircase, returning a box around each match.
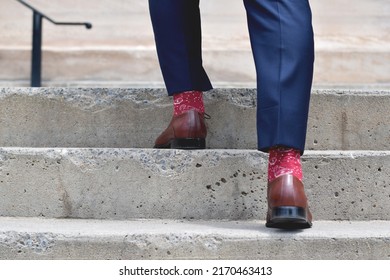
[1,0,389,261]
[0,87,389,259]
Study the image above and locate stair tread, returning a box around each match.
[1,217,389,238]
[1,217,390,259]
[2,35,389,51]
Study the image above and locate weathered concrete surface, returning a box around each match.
[306,89,390,151]
[0,218,389,260]
[0,148,389,221]
[0,88,389,150]
[0,0,389,86]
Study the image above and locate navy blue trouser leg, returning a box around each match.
[244,0,314,153]
[149,0,314,153]
[149,0,212,95]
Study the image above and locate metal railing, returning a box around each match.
[17,0,92,87]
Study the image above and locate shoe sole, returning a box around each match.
[154,138,206,150]
[266,206,312,229]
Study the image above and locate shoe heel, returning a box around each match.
[171,138,206,149]
[266,206,312,229]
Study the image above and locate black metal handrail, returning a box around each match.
[17,0,92,87]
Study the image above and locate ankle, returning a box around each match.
[173,91,204,116]
[268,146,303,182]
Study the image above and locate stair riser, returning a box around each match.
[0,148,389,221]
[1,49,389,85]
[3,235,389,260]
[1,88,389,150]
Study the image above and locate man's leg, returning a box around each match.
[149,0,212,149]
[149,0,212,95]
[243,0,314,152]
[243,0,315,229]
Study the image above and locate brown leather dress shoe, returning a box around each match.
[154,109,207,149]
[266,174,312,229]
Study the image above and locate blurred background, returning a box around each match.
[0,0,389,88]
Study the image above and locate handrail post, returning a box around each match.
[31,11,43,87]
[17,0,92,87]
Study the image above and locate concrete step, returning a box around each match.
[0,88,389,150]
[3,0,388,45]
[1,217,389,259]
[1,35,389,86]
[0,148,388,221]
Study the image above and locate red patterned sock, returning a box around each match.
[173,91,204,116]
[268,147,303,182]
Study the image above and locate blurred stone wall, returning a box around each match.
[0,0,389,87]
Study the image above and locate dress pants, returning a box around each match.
[149,0,314,153]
